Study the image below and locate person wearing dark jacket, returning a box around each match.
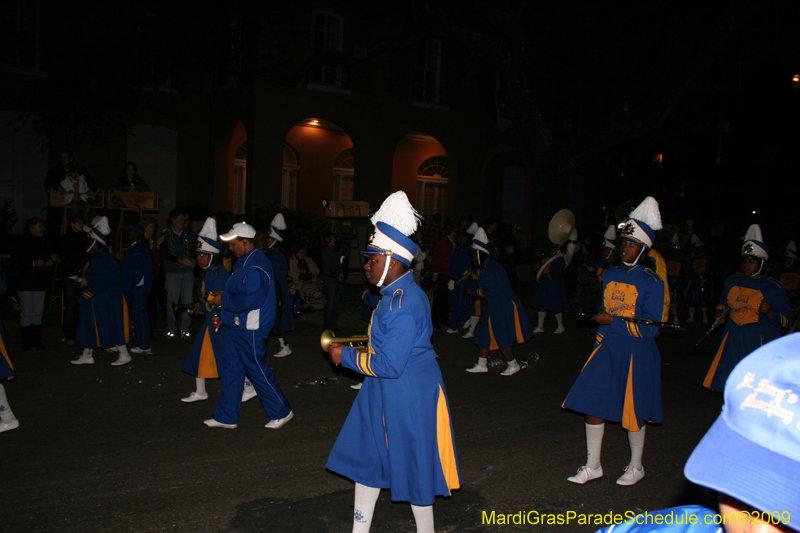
[12,218,53,350]
[59,215,89,345]
[118,162,150,192]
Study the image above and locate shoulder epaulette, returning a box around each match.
[643,268,664,283]
[389,288,404,310]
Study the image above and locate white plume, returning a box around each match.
[270,213,287,231]
[92,216,111,236]
[370,191,422,237]
[466,222,479,235]
[671,233,680,244]
[198,217,218,241]
[743,224,763,243]
[628,196,662,231]
[787,240,797,259]
[473,227,489,245]
[603,225,617,241]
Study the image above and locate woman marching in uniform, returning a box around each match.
[327,191,460,533]
[563,197,666,487]
[465,227,534,376]
[0,277,20,432]
[263,214,295,358]
[70,217,133,366]
[702,224,791,391]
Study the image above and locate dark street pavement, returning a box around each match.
[1,302,726,532]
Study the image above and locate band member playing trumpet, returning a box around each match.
[326,191,460,533]
[563,197,666,487]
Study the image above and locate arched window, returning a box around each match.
[417,156,448,218]
[333,148,354,201]
[282,144,299,209]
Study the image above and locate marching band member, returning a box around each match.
[445,223,475,333]
[531,210,578,334]
[264,213,295,358]
[465,228,534,376]
[204,222,292,429]
[702,224,790,391]
[71,217,133,366]
[119,224,154,355]
[181,218,236,402]
[327,191,460,533]
[0,277,19,433]
[563,197,666,487]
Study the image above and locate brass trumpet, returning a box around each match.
[320,330,369,353]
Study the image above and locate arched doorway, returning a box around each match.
[283,118,353,214]
[391,132,448,218]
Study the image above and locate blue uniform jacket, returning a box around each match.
[119,241,154,294]
[267,248,294,331]
[703,273,790,391]
[222,247,275,333]
[77,246,129,349]
[327,270,461,505]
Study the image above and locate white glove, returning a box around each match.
[447,280,455,291]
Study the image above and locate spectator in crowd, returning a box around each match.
[118,162,149,192]
[140,216,164,337]
[161,210,195,340]
[12,218,53,351]
[430,222,456,328]
[59,165,93,221]
[421,213,443,253]
[321,232,350,331]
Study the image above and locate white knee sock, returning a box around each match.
[117,345,131,357]
[82,348,93,357]
[628,425,646,469]
[411,504,435,533]
[467,316,479,333]
[555,313,564,328]
[688,307,695,321]
[353,483,381,533]
[586,422,605,470]
[537,311,546,329]
[196,377,207,396]
[279,338,287,349]
[0,383,16,422]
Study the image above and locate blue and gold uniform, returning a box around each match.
[474,256,533,350]
[447,241,473,330]
[267,248,294,332]
[326,270,461,506]
[181,261,229,379]
[119,240,154,350]
[0,279,14,381]
[564,263,666,431]
[76,246,129,349]
[703,273,790,391]
[531,253,570,313]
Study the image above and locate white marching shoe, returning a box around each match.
[204,418,237,429]
[466,359,488,373]
[500,359,520,376]
[111,348,132,366]
[181,392,208,403]
[274,339,292,358]
[533,327,545,334]
[553,326,566,334]
[242,382,258,402]
[350,382,363,390]
[71,352,94,365]
[265,411,293,429]
[130,346,153,354]
[567,465,604,484]
[0,418,19,433]
[616,465,645,486]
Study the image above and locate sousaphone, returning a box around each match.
[548,209,576,245]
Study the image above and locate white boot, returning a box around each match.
[701,307,709,324]
[0,383,19,433]
[111,345,132,366]
[182,378,208,402]
[500,358,520,376]
[71,348,95,365]
[553,313,565,334]
[686,307,696,323]
[462,316,479,338]
[466,357,488,373]
[533,311,546,333]
[242,377,258,402]
[274,338,292,358]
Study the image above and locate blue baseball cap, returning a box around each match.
[684,333,800,531]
